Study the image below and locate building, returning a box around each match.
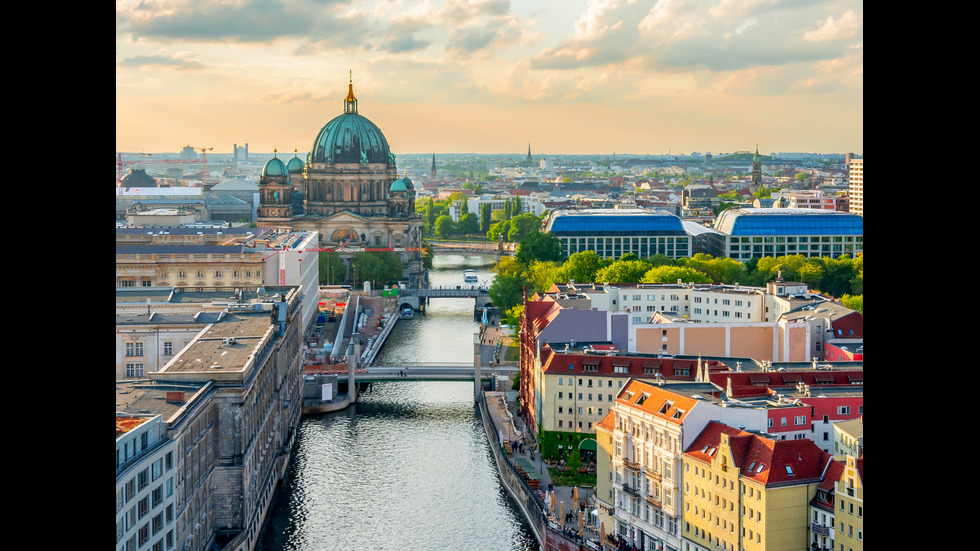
[260,78,426,287]
[602,380,769,551]
[847,159,862,217]
[833,417,863,458]
[681,421,834,551]
[131,287,305,551]
[830,455,863,551]
[704,208,863,261]
[115,229,321,332]
[544,208,692,260]
[807,457,844,551]
[116,409,184,551]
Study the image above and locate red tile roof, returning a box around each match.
[684,421,832,487]
[616,379,700,423]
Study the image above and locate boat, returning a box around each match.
[463,269,478,283]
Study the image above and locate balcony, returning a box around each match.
[810,523,830,536]
[647,470,662,482]
[621,483,641,497]
[645,494,661,508]
[623,458,641,471]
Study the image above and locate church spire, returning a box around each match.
[344,70,358,114]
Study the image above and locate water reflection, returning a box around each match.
[257,253,537,551]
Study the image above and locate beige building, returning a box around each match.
[831,455,863,551]
[847,159,862,217]
[681,421,833,551]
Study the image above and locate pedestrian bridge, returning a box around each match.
[394,287,493,312]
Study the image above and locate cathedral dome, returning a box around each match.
[120,168,157,188]
[286,155,304,174]
[309,80,392,165]
[389,178,409,193]
[261,156,290,184]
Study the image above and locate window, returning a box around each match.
[163,342,173,356]
[138,469,149,490]
[838,406,851,415]
[125,342,144,356]
[795,416,806,425]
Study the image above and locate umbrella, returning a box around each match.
[600,522,606,549]
[578,512,584,536]
[572,486,579,507]
[559,501,564,524]
[550,491,557,514]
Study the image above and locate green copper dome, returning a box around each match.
[286,155,304,174]
[389,178,409,192]
[261,156,290,184]
[310,80,392,165]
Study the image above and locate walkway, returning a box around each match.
[485,390,613,550]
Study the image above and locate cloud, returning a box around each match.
[531,0,862,75]
[802,10,862,42]
[118,54,205,70]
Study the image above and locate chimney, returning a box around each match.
[166,391,186,403]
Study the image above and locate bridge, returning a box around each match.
[306,363,516,383]
[395,286,493,313]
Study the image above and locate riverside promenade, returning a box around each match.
[481,388,614,551]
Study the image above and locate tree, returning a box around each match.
[488,273,525,312]
[527,260,561,293]
[553,250,603,284]
[457,212,479,235]
[840,294,863,315]
[515,231,564,265]
[507,213,542,243]
[352,251,403,288]
[480,203,493,233]
[318,251,345,285]
[434,214,456,236]
[487,219,511,241]
[641,265,711,284]
[594,260,651,284]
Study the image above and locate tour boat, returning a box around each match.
[463,269,478,283]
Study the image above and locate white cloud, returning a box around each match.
[802,10,862,42]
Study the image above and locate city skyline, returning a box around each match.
[116,0,863,157]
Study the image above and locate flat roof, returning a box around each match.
[158,312,275,379]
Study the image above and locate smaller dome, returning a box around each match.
[261,157,291,185]
[389,178,409,193]
[287,156,304,174]
[401,176,414,190]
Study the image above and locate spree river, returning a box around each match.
[256,253,538,551]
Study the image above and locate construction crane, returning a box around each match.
[198,147,214,186]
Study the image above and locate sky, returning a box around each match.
[116,0,862,157]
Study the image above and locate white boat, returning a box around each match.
[463,269,478,283]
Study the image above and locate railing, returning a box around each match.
[645,494,662,507]
[623,458,641,471]
[810,522,830,536]
[621,483,641,497]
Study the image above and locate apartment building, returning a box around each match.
[681,421,833,551]
[847,159,862,217]
[831,455,863,551]
[115,287,305,551]
[602,380,769,551]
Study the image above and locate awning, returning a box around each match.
[579,438,598,451]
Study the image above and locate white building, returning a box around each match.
[604,379,767,551]
[848,159,863,216]
[116,414,180,551]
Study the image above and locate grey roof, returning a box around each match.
[212,178,259,190]
[116,244,250,255]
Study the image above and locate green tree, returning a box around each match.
[641,265,711,284]
[526,260,561,293]
[480,203,493,233]
[318,251,345,285]
[553,250,603,284]
[840,294,863,315]
[515,231,564,265]
[434,214,456,237]
[507,213,542,243]
[594,260,651,284]
[487,219,512,241]
[457,212,479,235]
[488,273,525,312]
[352,251,403,288]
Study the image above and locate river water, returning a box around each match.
[256,253,538,551]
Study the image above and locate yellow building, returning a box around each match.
[682,421,834,551]
[833,455,863,551]
[594,413,617,545]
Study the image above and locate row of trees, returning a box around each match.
[317,250,404,288]
[417,195,531,239]
[488,234,864,324]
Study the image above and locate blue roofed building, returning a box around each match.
[543,208,691,259]
[705,208,863,261]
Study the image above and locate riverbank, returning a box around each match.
[480,389,611,551]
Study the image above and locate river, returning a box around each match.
[256,253,538,551]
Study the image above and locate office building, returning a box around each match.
[704,208,863,261]
[544,208,691,260]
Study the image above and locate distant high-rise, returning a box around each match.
[179,145,196,161]
[848,158,863,217]
[431,152,437,179]
[233,143,249,163]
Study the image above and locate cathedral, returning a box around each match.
[257,78,426,287]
